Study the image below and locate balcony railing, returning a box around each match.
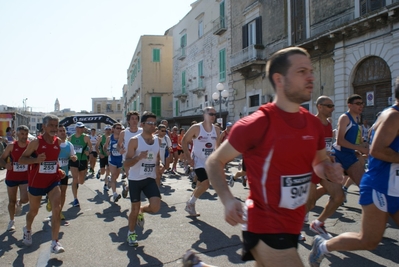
[230,44,266,69]
[213,16,227,35]
[177,47,186,60]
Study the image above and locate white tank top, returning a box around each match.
[89,134,98,151]
[123,127,143,159]
[191,123,217,169]
[128,135,160,181]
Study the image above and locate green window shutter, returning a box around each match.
[151,97,161,117]
[220,1,225,28]
[219,49,226,82]
[153,49,160,62]
[175,100,179,117]
[138,58,141,72]
[198,61,203,88]
[182,71,186,93]
[133,100,137,111]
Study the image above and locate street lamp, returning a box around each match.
[212,83,229,125]
[23,98,28,113]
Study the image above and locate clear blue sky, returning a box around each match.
[0,0,192,113]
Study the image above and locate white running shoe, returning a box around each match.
[7,220,15,231]
[310,220,333,239]
[51,241,65,253]
[22,226,32,246]
[185,201,200,217]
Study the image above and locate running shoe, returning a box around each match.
[127,232,138,247]
[309,235,327,267]
[242,176,247,187]
[51,240,65,254]
[89,168,94,174]
[7,220,15,231]
[185,202,200,217]
[113,193,121,203]
[96,170,101,179]
[137,213,145,228]
[191,182,196,189]
[72,198,80,207]
[189,171,195,180]
[46,199,52,212]
[298,233,306,241]
[104,182,109,191]
[15,201,22,216]
[60,212,65,220]
[122,185,128,198]
[182,249,201,267]
[342,186,348,204]
[228,175,235,187]
[310,220,332,239]
[22,226,32,246]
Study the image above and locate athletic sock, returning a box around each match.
[319,240,330,254]
[189,196,197,204]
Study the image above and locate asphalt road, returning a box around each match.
[0,160,398,267]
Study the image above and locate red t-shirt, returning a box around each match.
[28,135,61,188]
[229,103,325,234]
[6,141,29,182]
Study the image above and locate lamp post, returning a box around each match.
[23,98,28,113]
[212,83,229,126]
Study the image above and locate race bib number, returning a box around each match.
[325,137,333,152]
[39,161,57,174]
[74,145,83,153]
[139,163,156,176]
[279,173,311,210]
[111,149,121,156]
[203,148,214,158]
[13,162,28,172]
[59,158,69,167]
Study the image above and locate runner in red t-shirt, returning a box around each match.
[0,125,30,231]
[19,114,66,254]
[206,47,343,267]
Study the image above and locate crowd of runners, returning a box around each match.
[1,47,398,267]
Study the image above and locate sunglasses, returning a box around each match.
[320,104,335,108]
[144,121,156,125]
[352,102,364,106]
[207,113,217,116]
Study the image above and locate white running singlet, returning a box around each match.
[191,123,217,169]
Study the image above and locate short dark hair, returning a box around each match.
[141,111,156,123]
[17,125,29,132]
[395,77,399,100]
[266,47,310,89]
[126,111,140,122]
[347,94,362,104]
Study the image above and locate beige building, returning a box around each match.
[124,35,174,123]
[91,97,123,126]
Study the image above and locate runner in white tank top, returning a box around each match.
[182,107,221,216]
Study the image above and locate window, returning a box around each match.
[219,49,226,82]
[249,94,260,107]
[151,96,161,117]
[137,58,141,72]
[152,48,160,62]
[220,1,226,28]
[198,61,204,88]
[133,100,137,111]
[198,20,203,38]
[175,100,179,117]
[291,0,306,43]
[96,104,101,113]
[242,17,262,48]
[180,34,187,56]
[106,103,112,112]
[117,104,121,111]
[182,71,186,93]
[31,117,36,122]
[360,0,385,15]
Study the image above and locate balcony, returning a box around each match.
[177,47,186,60]
[213,16,227,35]
[230,44,267,75]
[175,92,188,102]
